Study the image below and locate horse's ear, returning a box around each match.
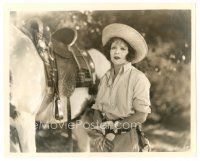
[52,28,77,46]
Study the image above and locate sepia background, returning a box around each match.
[10,10,191,152]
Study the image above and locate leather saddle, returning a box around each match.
[51,27,96,88]
[21,18,96,120]
[21,18,95,91]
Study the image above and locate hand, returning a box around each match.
[92,121,114,135]
[89,130,114,152]
[100,121,115,130]
[92,135,114,152]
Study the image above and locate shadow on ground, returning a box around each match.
[35,123,190,152]
[36,128,80,152]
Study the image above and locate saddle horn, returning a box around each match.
[52,27,77,46]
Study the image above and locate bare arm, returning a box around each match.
[116,111,148,129]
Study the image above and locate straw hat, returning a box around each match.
[102,23,148,64]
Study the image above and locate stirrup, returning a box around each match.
[54,98,63,120]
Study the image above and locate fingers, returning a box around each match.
[103,139,114,152]
[105,139,114,148]
[92,135,114,152]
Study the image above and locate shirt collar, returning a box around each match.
[123,62,133,73]
[106,62,133,86]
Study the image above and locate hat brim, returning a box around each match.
[102,23,148,64]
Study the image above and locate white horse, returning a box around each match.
[9,24,110,152]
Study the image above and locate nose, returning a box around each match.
[114,48,120,55]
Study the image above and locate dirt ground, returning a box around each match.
[35,123,190,152]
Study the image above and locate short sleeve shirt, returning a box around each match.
[92,62,151,120]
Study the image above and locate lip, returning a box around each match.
[114,56,120,60]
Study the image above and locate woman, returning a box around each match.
[85,23,151,152]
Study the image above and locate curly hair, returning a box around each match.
[103,37,136,63]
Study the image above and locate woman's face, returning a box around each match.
[110,38,129,66]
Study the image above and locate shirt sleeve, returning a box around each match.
[132,74,151,113]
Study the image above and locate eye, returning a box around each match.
[111,46,116,50]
